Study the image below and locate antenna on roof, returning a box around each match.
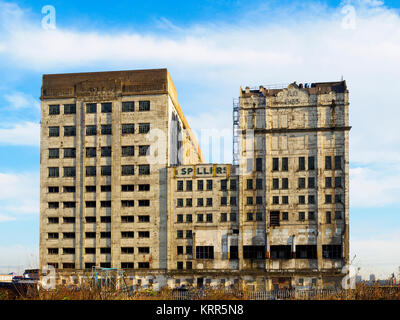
[341,75,344,81]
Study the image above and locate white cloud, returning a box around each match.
[0,121,40,146]
[0,172,39,218]
[351,231,400,279]
[350,166,400,207]
[4,91,40,110]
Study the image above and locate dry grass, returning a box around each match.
[2,283,399,300]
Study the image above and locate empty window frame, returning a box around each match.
[196,246,214,259]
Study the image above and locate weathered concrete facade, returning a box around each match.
[40,70,350,291]
[40,69,203,273]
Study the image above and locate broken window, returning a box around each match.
[85,217,96,223]
[256,158,263,172]
[138,231,150,238]
[138,262,149,269]
[63,248,75,254]
[230,179,237,191]
[139,164,150,175]
[326,211,332,224]
[299,212,305,221]
[298,195,305,204]
[122,101,134,112]
[121,232,134,239]
[282,212,289,221]
[308,156,315,170]
[256,178,263,190]
[48,186,59,193]
[247,197,253,205]
[121,262,134,269]
[299,157,305,171]
[139,100,150,111]
[86,185,96,192]
[64,126,76,137]
[282,157,289,171]
[272,158,279,171]
[282,178,288,189]
[85,232,96,238]
[101,201,111,207]
[206,198,213,206]
[282,196,289,204]
[100,232,111,239]
[196,246,214,259]
[49,148,59,159]
[101,124,112,135]
[335,156,342,169]
[86,103,96,113]
[138,184,149,191]
[121,200,134,207]
[230,246,238,259]
[335,211,343,220]
[101,185,111,192]
[48,202,59,209]
[308,177,315,188]
[221,197,227,206]
[296,245,317,259]
[49,126,59,137]
[273,196,279,204]
[230,196,237,206]
[64,104,76,114]
[243,246,265,259]
[86,125,97,136]
[122,124,135,134]
[121,247,134,254]
[100,216,111,223]
[230,212,237,222]
[270,245,291,259]
[121,216,134,223]
[138,123,150,133]
[270,211,280,226]
[247,212,253,221]
[49,104,60,115]
[85,166,96,177]
[101,102,112,113]
[101,165,111,176]
[48,217,59,224]
[272,178,279,189]
[298,178,306,189]
[138,200,150,207]
[63,217,75,223]
[48,233,59,239]
[138,215,150,222]
[86,147,96,158]
[323,245,342,259]
[122,165,134,176]
[325,156,332,170]
[308,212,315,220]
[186,198,192,207]
[138,247,150,254]
[48,167,59,177]
[247,179,253,190]
[256,212,263,221]
[335,176,342,188]
[48,248,59,255]
[325,195,332,203]
[308,195,315,204]
[101,146,112,157]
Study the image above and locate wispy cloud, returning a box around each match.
[0,122,40,146]
[4,91,40,110]
[350,166,400,207]
[0,172,39,218]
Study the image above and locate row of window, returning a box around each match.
[48,231,150,239]
[48,199,150,209]
[177,245,342,260]
[48,215,150,224]
[48,184,149,193]
[270,211,343,226]
[48,246,150,255]
[176,197,238,208]
[47,262,150,269]
[271,156,342,171]
[48,165,150,177]
[271,176,342,189]
[271,194,343,205]
[177,179,238,192]
[48,123,150,137]
[48,101,150,115]
[48,145,150,159]
[177,213,238,223]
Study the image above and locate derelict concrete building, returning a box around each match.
[39,69,350,290]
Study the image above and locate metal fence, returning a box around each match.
[170,289,340,300]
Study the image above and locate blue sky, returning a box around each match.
[0,0,399,278]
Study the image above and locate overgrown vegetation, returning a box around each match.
[1,283,399,300]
